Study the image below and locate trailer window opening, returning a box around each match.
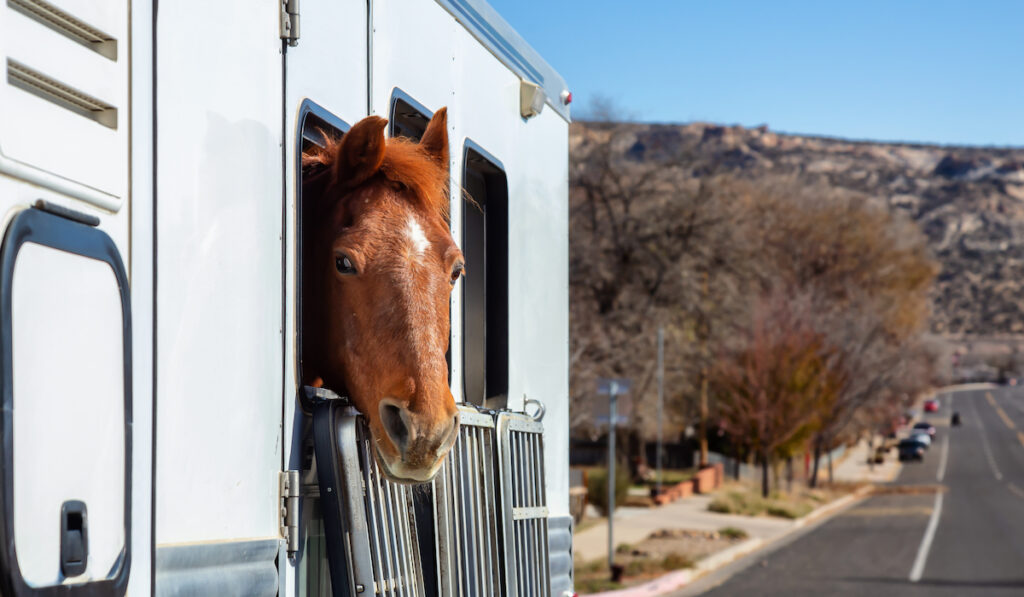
[462,144,509,408]
[389,91,432,141]
[297,101,349,387]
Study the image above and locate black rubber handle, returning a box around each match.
[60,500,88,578]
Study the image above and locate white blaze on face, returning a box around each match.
[406,216,429,259]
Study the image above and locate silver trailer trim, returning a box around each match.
[433,405,503,596]
[548,516,574,597]
[435,0,571,121]
[154,539,279,597]
[497,411,551,597]
[315,400,557,596]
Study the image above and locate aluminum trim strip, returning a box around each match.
[434,0,571,121]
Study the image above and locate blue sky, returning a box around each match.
[488,0,1024,147]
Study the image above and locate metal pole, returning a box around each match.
[656,327,664,495]
[608,383,618,572]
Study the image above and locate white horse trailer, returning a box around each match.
[0,0,572,595]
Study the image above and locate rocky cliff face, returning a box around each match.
[572,121,1024,335]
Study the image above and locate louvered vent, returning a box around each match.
[8,0,116,59]
[0,0,127,208]
[7,59,116,128]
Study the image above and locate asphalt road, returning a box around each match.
[686,386,1024,596]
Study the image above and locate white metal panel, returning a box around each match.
[448,22,570,517]
[371,0,458,117]
[155,1,283,544]
[373,0,570,516]
[12,242,125,586]
[0,0,128,208]
[502,107,569,517]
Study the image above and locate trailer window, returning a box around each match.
[462,144,509,408]
[389,90,432,140]
[297,101,349,387]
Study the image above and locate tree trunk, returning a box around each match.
[786,456,794,493]
[867,434,875,472]
[827,449,834,484]
[810,440,822,488]
[761,450,770,498]
[699,369,709,468]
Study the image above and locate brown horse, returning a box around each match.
[302,108,462,484]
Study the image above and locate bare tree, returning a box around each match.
[712,292,833,497]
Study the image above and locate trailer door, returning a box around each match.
[0,207,132,596]
[282,2,367,596]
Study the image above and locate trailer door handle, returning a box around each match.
[60,500,88,577]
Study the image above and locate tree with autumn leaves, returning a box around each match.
[709,184,939,496]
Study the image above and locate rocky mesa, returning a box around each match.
[571,121,1024,336]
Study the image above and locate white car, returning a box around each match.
[909,431,932,448]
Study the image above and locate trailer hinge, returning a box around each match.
[280,0,300,46]
[280,470,300,557]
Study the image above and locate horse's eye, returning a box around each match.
[450,263,464,285]
[335,254,357,275]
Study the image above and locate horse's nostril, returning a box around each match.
[381,403,410,454]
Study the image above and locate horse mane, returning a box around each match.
[303,132,450,219]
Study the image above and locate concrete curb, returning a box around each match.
[580,539,765,597]
[792,484,872,528]
[582,486,872,597]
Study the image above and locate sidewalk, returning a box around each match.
[574,496,793,563]
[832,437,901,484]
[575,438,897,565]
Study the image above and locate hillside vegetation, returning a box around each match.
[569,119,1022,490]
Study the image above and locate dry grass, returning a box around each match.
[707,481,858,519]
[574,528,740,593]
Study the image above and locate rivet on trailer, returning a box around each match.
[0,0,572,596]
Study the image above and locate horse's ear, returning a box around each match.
[420,107,449,171]
[333,115,389,189]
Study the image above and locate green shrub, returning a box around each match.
[587,466,631,516]
[615,543,634,554]
[718,526,749,540]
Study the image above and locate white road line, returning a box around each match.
[971,393,1004,481]
[937,435,949,482]
[909,492,944,582]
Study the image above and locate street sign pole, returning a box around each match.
[608,381,617,573]
[596,377,630,577]
[656,327,664,495]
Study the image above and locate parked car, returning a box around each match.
[924,399,939,412]
[909,431,932,448]
[913,422,937,437]
[898,438,927,461]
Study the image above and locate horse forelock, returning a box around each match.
[302,133,450,220]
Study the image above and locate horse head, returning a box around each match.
[303,108,461,483]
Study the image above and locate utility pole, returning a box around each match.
[656,327,664,495]
[607,382,618,573]
[699,271,710,468]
